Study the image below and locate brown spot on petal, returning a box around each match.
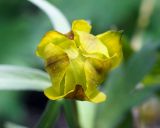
[95,66,104,74]
[46,53,69,76]
[46,53,69,68]
[65,31,74,40]
[65,85,87,101]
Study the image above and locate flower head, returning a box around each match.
[36,19,122,103]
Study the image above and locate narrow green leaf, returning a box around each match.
[4,122,28,128]
[28,0,70,33]
[95,67,127,128]
[125,44,157,88]
[0,65,51,91]
[143,74,160,85]
[131,84,160,105]
[143,50,160,85]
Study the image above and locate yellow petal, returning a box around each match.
[97,31,123,68]
[36,31,64,57]
[84,58,111,87]
[44,86,74,100]
[64,56,87,93]
[76,31,109,57]
[36,31,78,59]
[45,55,87,101]
[86,88,107,103]
[44,44,69,95]
[72,19,91,33]
[83,58,109,103]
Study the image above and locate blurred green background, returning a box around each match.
[0,0,160,128]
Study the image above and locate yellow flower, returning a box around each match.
[36,19,122,103]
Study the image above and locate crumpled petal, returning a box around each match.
[37,31,78,59]
[43,44,69,99]
[84,57,111,86]
[75,31,110,58]
[36,31,76,100]
[64,56,86,94]
[84,57,110,103]
[45,56,87,101]
[96,31,123,68]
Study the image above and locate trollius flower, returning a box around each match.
[36,20,122,103]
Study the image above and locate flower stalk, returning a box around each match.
[63,100,81,128]
[34,100,60,128]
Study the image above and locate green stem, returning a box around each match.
[34,100,60,128]
[63,100,81,128]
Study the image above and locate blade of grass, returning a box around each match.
[0,65,50,91]
[28,0,70,33]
